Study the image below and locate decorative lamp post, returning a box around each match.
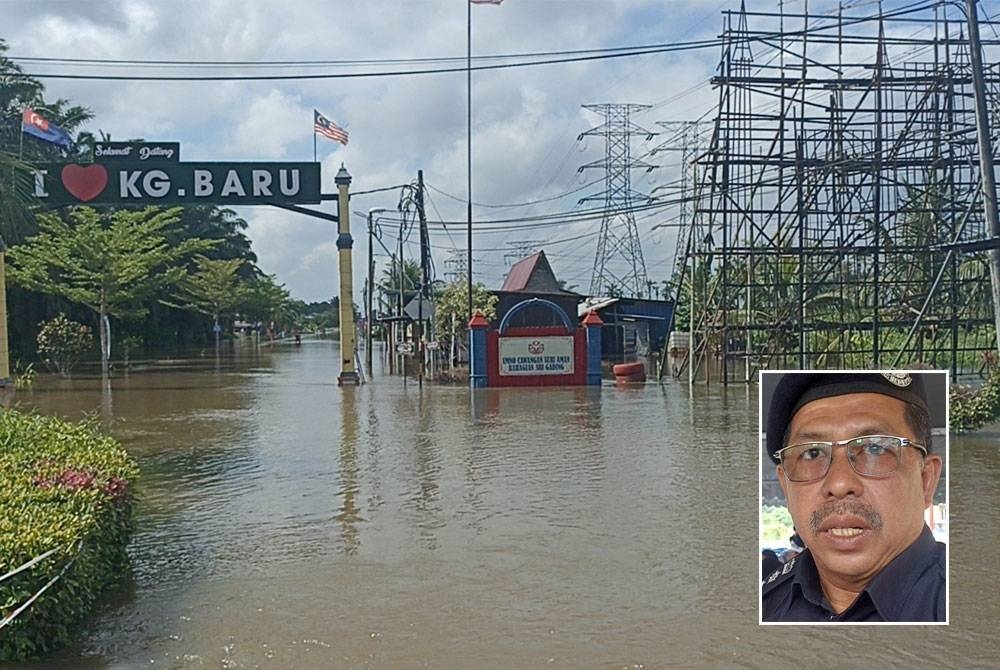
[335,164,360,386]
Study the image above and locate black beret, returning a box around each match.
[765,372,929,463]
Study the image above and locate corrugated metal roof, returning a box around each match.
[577,296,619,317]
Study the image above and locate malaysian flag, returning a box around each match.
[314,110,348,146]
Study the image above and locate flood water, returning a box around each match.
[6,337,999,669]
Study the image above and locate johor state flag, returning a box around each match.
[21,107,73,149]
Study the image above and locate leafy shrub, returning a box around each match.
[0,410,139,661]
[36,314,93,376]
[951,373,1000,432]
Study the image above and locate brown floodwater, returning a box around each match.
[4,337,999,669]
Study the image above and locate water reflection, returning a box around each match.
[336,387,361,555]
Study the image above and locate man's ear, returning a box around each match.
[920,454,942,508]
[776,464,789,498]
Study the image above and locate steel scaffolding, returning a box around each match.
[682,0,1000,383]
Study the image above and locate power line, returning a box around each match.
[13,3,949,82]
[424,177,602,209]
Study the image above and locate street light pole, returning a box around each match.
[366,207,388,378]
[334,164,360,386]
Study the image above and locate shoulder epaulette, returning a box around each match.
[762,556,797,594]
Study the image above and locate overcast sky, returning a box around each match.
[1,0,956,303]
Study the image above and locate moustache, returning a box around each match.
[809,500,883,534]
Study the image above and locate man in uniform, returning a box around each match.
[761,372,946,622]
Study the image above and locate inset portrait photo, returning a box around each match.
[759,370,949,624]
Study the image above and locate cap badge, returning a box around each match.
[881,372,912,387]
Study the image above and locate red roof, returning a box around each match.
[501,251,543,291]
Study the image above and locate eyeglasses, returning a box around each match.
[775,435,926,483]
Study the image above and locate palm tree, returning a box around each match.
[2,39,94,242]
[378,256,421,316]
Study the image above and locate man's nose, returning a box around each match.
[822,446,865,498]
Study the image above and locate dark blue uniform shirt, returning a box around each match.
[762,525,946,622]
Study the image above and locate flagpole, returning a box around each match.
[18,108,25,160]
[466,0,474,321]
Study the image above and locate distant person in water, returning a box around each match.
[762,372,945,623]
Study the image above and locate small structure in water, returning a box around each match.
[578,296,674,365]
[469,300,603,389]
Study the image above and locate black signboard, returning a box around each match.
[94,141,181,162]
[33,161,322,206]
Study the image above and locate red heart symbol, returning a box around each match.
[61,164,109,202]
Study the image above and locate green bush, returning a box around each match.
[0,410,139,661]
[951,373,1000,432]
[36,314,93,376]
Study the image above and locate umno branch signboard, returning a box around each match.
[32,142,321,206]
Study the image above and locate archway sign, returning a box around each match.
[32,142,320,206]
[468,298,604,388]
[14,141,362,386]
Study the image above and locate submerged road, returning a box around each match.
[10,338,999,668]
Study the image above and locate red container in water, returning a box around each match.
[613,362,646,383]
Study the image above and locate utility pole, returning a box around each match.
[397,218,406,385]
[466,0,474,323]
[965,0,1000,356]
[416,170,431,387]
[366,207,388,377]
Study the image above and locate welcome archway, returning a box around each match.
[5,142,361,386]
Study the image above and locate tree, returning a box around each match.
[0,150,35,240]
[0,39,41,117]
[377,255,421,312]
[129,205,260,352]
[299,297,341,330]
[173,255,245,349]
[239,274,299,339]
[174,206,257,266]
[7,206,217,375]
[2,40,94,243]
[434,277,498,367]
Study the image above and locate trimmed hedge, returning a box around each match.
[0,410,138,661]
